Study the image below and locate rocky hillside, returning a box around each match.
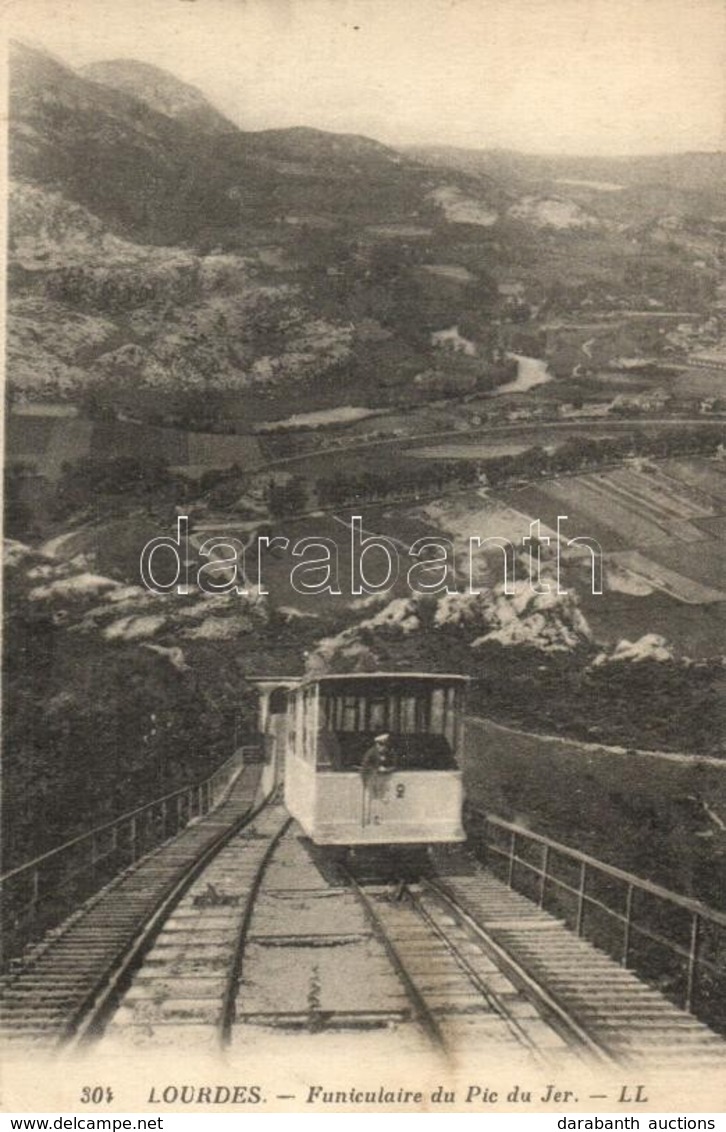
[10,41,721,411]
[4,506,723,872]
[2,531,325,868]
[305,579,724,757]
[8,42,516,408]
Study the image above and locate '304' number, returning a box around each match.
[80,1086,114,1104]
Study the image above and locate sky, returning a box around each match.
[6,0,726,154]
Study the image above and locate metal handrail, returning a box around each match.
[489,842,723,980]
[471,809,726,929]
[1,748,255,884]
[1,746,260,963]
[466,807,726,1026]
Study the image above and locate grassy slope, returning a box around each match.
[463,715,726,906]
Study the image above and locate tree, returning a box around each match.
[267,478,307,518]
[55,456,172,516]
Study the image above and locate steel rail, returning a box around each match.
[422,876,616,1065]
[66,789,277,1048]
[218,815,294,1046]
[404,884,552,1064]
[339,867,447,1051]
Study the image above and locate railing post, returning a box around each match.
[576,861,586,937]
[1,749,244,965]
[31,868,40,920]
[622,883,634,966]
[685,912,701,1013]
[539,844,550,908]
[507,830,516,888]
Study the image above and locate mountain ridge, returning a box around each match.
[80,58,238,135]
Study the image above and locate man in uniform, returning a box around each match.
[360,734,398,827]
[360,734,409,901]
[361,733,397,776]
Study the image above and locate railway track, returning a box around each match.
[342,869,575,1064]
[426,871,726,1067]
[101,826,594,1065]
[98,814,419,1051]
[0,766,266,1048]
[3,794,724,1067]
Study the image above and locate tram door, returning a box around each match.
[262,687,290,794]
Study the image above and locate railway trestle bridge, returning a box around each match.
[1,754,724,1064]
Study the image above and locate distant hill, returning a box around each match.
[408,145,726,191]
[8,40,722,414]
[408,145,726,222]
[10,41,495,246]
[10,41,232,245]
[6,42,508,408]
[80,58,238,135]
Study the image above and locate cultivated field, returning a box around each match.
[502,481,634,551]
[526,474,678,546]
[606,550,724,604]
[91,420,188,464]
[186,432,263,469]
[419,493,556,556]
[661,457,726,502]
[491,457,726,649]
[6,417,93,480]
[502,459,726,601]
[671,366,726,398]
[7,414,265,477]
[640,540,725,594]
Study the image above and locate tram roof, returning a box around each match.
[300,671,470,686]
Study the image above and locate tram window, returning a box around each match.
[316,730,342,770]
[268,688,288,715]
[430,688,445,735]
[367,697,387,732]
[318,684,461,740]
[400,696,417,733]
[400,694,430,733]
[313,681,464,771]
[342,695,359,731]
[445,686,457,746]
[388,693,400,732]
